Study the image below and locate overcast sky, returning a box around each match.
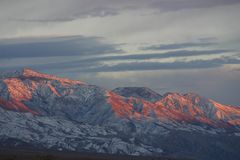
[0,0,240,105]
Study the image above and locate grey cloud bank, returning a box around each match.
[0,35,230,59]
[0,36,122,58]
[72,57,240,73]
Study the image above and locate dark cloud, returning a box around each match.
[100,49,230,60]
[39,49,231,66]
[6,56,235,73]
[72,57,240,72]
[0,49,235,72]
[0,36,122,58]
[141,42,217,50]
[0,35,229,63]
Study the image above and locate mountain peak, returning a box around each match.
[22,67,43,75]
[112,87,162,102]
[0,68,85,115]
[0,68,85,85]
[0,68,43,79]
[0,68,24,79]
[163,92,207,102]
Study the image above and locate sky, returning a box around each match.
[0,0,240,105]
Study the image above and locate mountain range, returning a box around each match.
[0,68,240,160]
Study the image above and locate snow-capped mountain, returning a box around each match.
[0,68,240,160]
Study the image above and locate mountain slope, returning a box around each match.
[112,87,162,102]
[0,68,240,160]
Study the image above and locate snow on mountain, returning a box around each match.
[112,87,162,102]
[0,68,240,160]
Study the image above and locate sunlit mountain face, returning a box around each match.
[1,68,240,126]
[0,68,240,160]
